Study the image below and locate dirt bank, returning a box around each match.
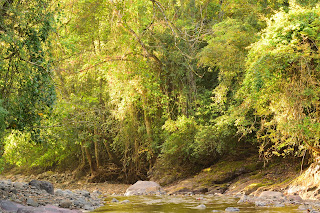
[161,155,303,197]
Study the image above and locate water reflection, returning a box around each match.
[93,195,300,213]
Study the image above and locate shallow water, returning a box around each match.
[93,195,301,213]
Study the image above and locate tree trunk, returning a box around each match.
[84,146,97,175]
[103,139,114,161]
[141,90,153,142]
[81,143,86,165]
[94,128,100,168]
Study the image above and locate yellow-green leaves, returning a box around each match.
[242,5,320,158]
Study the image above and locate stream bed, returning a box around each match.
[93,195,302,213]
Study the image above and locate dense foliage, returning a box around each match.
[0,0,319,183]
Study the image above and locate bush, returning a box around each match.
[160,116,198,168]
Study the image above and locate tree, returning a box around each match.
[0,0,56,133]
[241,4,320,159]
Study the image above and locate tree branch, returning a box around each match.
[110,0,162,66]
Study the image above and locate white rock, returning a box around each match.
[125,181,165,196]
[195,204,206,209]
[225,207,240,212]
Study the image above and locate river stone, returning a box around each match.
[225,207,240,212]
[258,191,284,199]
[27,198,38,207]
[298,204,311,210]
[75,190,90,197]
[36,204,82,213]
[54,188,64,196]
[120,200,130,204]
[17,207,36,213]
[29,180,54,195]
[111,198,119,203]
[237,195,254,203]
[13,182,25,190]
[59,200,72,208]
[73,198,86,207]
[255,200,269,207]
[195,204,206,209]
[83,205,94,211]
[125,181,165,196]
[286,194,303,204]
[0,200,25,212]
[273,203,285,207]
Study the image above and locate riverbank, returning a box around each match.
[0,154,318,212]
[0,171,129,212]
[161,155,301,196]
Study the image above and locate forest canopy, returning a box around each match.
[0,0,319,183]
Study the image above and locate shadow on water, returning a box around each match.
[92,195,301,213]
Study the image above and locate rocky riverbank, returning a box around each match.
[1,155,320,212]
[0,179,103,212]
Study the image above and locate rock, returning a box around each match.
[298,204,311,210]
[0,177,103,212]
[195,204,206,209]
[73,198,86,207]
[59,200,72,208]
[258,191,284,199]
[26,198,38,207]
[37,204,82,213]
[54,189,64,196]
[111,198,119,203]
[83,205,94,211]
[225,207,240,212]
[212,210,220,212]
[125,181,165,196]
[255,201,269,207]
[17,207,36,213]
[55,189,74,197]
[75,190,90,198]
[29,180,54,195]
[273,203,285,207]
[0,200,25,212]
[237,195,254,203]
[10,188,17,194]
[120,200,130,204]
[63,190,74,197]
[13,182,25,190]
[286,194,303,204]
[93,190,102,195]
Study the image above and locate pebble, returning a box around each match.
[225,207,240,212]
[120,199,130,204]
[111,198,119,203]
[59,200,72,208]
[26,198,38,207]
[195,204,206,209]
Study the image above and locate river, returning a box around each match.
[92,195,301,213]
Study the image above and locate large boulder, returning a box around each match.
[254,191,286,206]
[29,180,54,195]
[0,200,25,212]
[125,181,165,196]
[258,191,285,199]
[0,200,82,213]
